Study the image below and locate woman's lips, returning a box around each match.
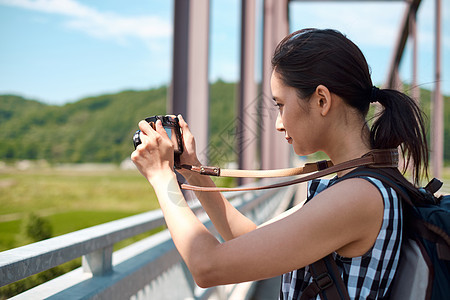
[286,137,292,144]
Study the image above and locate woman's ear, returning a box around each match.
[315,85,332,117]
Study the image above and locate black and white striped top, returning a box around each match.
[280,176,403,300]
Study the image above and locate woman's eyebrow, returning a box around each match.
[272,97,278,102]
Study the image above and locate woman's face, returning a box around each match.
[270,71,323,156]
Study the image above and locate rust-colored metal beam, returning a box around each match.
[261,0,290,170]
[238,0,257,185]
[273,0,290,169]
[410,4,420,102]
[432,0,443,178]
[261,0,277,170]
[385,0,421,89]
[170,0,210,164]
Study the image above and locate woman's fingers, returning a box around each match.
[155,120,170,140]
[132,119,174,174]
[176,115,200,167]
[177,114,195,148]
[138,120,156,136]
[138,120,170,145]
[178,114,192,135]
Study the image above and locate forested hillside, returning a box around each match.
[0,82,448,165]
[0,81,237,165]
[0,88,168,163]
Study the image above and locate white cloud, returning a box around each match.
[290,2,406,47]
[0,0,172,46]
[291,1,450,50]
[0,0,88,15]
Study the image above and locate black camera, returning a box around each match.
[133,115,184,163]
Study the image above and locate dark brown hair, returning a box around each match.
[272,28,429,185]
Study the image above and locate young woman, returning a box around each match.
[131,29,429,299]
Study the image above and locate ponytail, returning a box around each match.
[370,89,429,185]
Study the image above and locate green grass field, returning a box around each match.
[0,165,161,252]
[0,163,235,252]
[0,164,167,298]
[0,163,236,298]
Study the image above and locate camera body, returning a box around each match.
[133,115,184,163]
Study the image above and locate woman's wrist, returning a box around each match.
[147,168,177,186]
[178,169,218,188]
[183,173,203,186]
[177,157,202,181]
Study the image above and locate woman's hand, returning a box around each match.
[177,114,201,167]
[131,119,175,183]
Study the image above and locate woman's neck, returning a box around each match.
[323,122,371,177]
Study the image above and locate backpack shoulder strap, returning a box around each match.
[301,254,350,300]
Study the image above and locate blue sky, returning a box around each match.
[0,0,448,105]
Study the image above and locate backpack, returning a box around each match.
[302,167,450,300]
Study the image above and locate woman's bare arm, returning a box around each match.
[179,170,257,240]
[149,171,384,288]
[176,115,256,241]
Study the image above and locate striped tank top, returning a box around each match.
[280,176,403,300]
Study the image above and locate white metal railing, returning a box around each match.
[0,180,297,299]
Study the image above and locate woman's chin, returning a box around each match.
[292,144,315,157]
[292,146,307,157]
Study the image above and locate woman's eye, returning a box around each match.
[274,103,283,109]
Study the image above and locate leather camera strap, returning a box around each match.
[179,160,334,178]
[178,149,399,192]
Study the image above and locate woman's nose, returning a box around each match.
[275,112,285,132]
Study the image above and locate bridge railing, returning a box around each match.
[0,180,297,299]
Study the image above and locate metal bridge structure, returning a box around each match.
[0,0,444,299]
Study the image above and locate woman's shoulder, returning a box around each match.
[307,175,395,201]
[305,176,389,225]
[332,175,399,201]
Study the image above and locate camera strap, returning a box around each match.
[179,160,334,178]
[178,149,399,192]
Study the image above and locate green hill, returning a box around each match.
[0,82,448,165]
[0,81,237,165]
[0,87,167,163]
